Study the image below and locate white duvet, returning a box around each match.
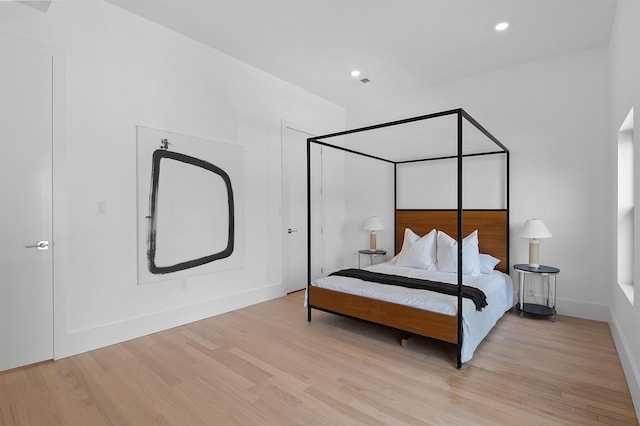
[309,262,513,363]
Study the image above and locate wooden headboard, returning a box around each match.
[395,210,509,273]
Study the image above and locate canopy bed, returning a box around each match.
[305,108,511,369]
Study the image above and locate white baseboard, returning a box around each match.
[556,297,609,322]
[609,311,640,420]
[55,283,285,360]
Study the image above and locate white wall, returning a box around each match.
[0,0,344,359]
[346,47,611,321]
[609,0,640,418]
[344,155,395,266]
[317,146,348,274]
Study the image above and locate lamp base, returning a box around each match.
[369,232,377,251]
[528,239,540,267]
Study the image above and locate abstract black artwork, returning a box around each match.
[137,127,243,285]
[147,146,234,274]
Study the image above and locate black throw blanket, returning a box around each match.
[329,268,488,311]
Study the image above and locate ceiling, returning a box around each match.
[107,0,616,108]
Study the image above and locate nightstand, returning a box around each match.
[358,249,387,268]
[514,264,560,321]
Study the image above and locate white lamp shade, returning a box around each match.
[518,219,552,239]
[363,216,384,232]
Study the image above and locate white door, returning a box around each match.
[282,126,311,293]
[0,34,54,371]
[282,125,324,293]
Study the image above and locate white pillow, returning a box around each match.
[479,253,500,274]
[395,228,437,269]
[436,230,481,276]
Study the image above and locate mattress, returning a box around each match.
[308,262,514,363]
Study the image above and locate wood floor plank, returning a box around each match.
[0,291,637,425]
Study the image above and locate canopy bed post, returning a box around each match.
[456,110,464,370]
[394,163,398,251]
[507,150,511,269]
[307,137,312,322]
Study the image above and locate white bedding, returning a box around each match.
[308,262,513,363]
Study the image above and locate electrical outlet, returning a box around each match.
[528,290,535,296]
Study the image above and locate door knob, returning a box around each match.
[25,241,49,250]
[287,228,298,234]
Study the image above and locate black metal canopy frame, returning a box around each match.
[306,108,509,369]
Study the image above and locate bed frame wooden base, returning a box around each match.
[309,286,458,344]
[307,209,508,367]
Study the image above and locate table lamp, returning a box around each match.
[519,218,552,268]
[363,216,384,251]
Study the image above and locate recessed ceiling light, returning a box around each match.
[495,22,509,31]
[350,69,361,78]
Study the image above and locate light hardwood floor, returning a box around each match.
[1,291,637,425]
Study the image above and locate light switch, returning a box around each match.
[97,201,107,214]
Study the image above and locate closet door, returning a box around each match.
[0,34,54,371]
[282,124,324,293]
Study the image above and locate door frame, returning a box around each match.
[50,35,67,362]
[280,121,323,293]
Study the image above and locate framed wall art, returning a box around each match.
[136,126,244,285]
